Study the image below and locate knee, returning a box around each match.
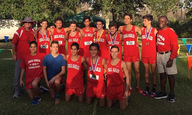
[32,81,39,88]
[54,79,61,86]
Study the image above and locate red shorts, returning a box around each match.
[124,54,140,62]
[25,76,42,90]
[65,87,84,96]
[106,84,125,101]
[86,81,105,99]
[142,57,156,64]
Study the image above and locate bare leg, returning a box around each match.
[78,94,84,103]
[125,62,132,89]
[107,98,113,108]
[86,96,92,104]
[31,78,41,97]
[160,72,167,93]
[119,97,128,110]
[133,61,140,88]
[99,97,105,107]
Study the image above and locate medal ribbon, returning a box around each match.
[40,30,48,39]
[110,33,117,45]
[96,30,104,42]
[91,56,99,72]
[145,27,152,41]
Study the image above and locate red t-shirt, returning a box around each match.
[157,27,178,60]
[87,57,104,83]
[12,27,35,59]
[20,53,44,84]
[52,28,66,55]
[66,55,84,88]
[67,32,80,55]
[94,30,108,60]
[106,59,124,86]
[80,27,94,58]
[122,25,139,57]
[141,27,157,58]
[107,32,122,59]
[37,30,50,55]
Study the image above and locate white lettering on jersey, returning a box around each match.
[68,64,80,70]
[54,35,64,39]
[123,34,135,39]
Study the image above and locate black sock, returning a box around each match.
[145,83,149,91]
[152,84,156,92]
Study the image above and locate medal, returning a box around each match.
[40,30,48,39]
[145,27,152,46]
[27,40,30,44]
[110,32,117,46]
[91,56,99,78]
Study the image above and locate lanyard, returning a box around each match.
[145,27,152,40]
[40,30,48,39]
[91,56,99,72]
[96,30,104,42]
[110,33,117,45]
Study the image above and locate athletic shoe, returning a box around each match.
[128,88,133,96]
[32,97,41,105]
[136,87,143,94]
[142,90,149,96]
[154,92,167,99]
[167,93,175,103]
[40,86,49,93]
[13,94,20,98]
[150,92,156,98]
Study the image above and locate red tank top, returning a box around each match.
[122,25,139,56]
[141,27,157,58]
[106,59,124,86]
[52,28,66,55]
[37,30,50,55]
[67,31,80,55]
[80,27,94,58]
[87,57,104,83]
[94,30,108,60]
[66,55,84,88]
[107,32,122,59]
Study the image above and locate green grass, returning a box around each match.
[0,41,192,115]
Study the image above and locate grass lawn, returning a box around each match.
[0,40,192,115]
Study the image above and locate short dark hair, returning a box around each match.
[109,21,117,28]
[51,41,59,47]
[89,43,100,51]
[29,41,37,47]
[124,13,132,19]
[96,20,104,25]
[143,14,153,21]
[110,45,119,52]
[41,19,48,23]
[159,15,168,21]
[54,17,63,23]
[70,21,77,26]
[83,16,91,22]
[71,42,79,50]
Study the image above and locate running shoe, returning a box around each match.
[154,92,167,99]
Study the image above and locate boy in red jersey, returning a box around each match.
[48,17,70,56]
[94,20,108,60]
[36,19,51,56]
[65,43,87,103]
[106,22,122,59]
[80,16,97,58]
[66,21,82,55]
[106,45,130,110]
[118,13,142,95]
[155,16,178,103]
[20,41,44,105]
[141,14,158,97]
[86,43,107,107]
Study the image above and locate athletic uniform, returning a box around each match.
[52,28,66,55]
[65,55,84,96]
[94,30,108,60]
[122,25,140,62]
[107,32,122,59]
[37,30,50,56]
[20,53,44,89]
[141,27,157,64]
[86,57,105,98]
[80,27,94,58]
[156,27,178,74]
[106,59,125,101]
[42,54,66,81]
[67,32,80,55]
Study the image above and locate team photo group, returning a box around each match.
[12,13,178,110]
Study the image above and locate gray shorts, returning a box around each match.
[157,52,177,75]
